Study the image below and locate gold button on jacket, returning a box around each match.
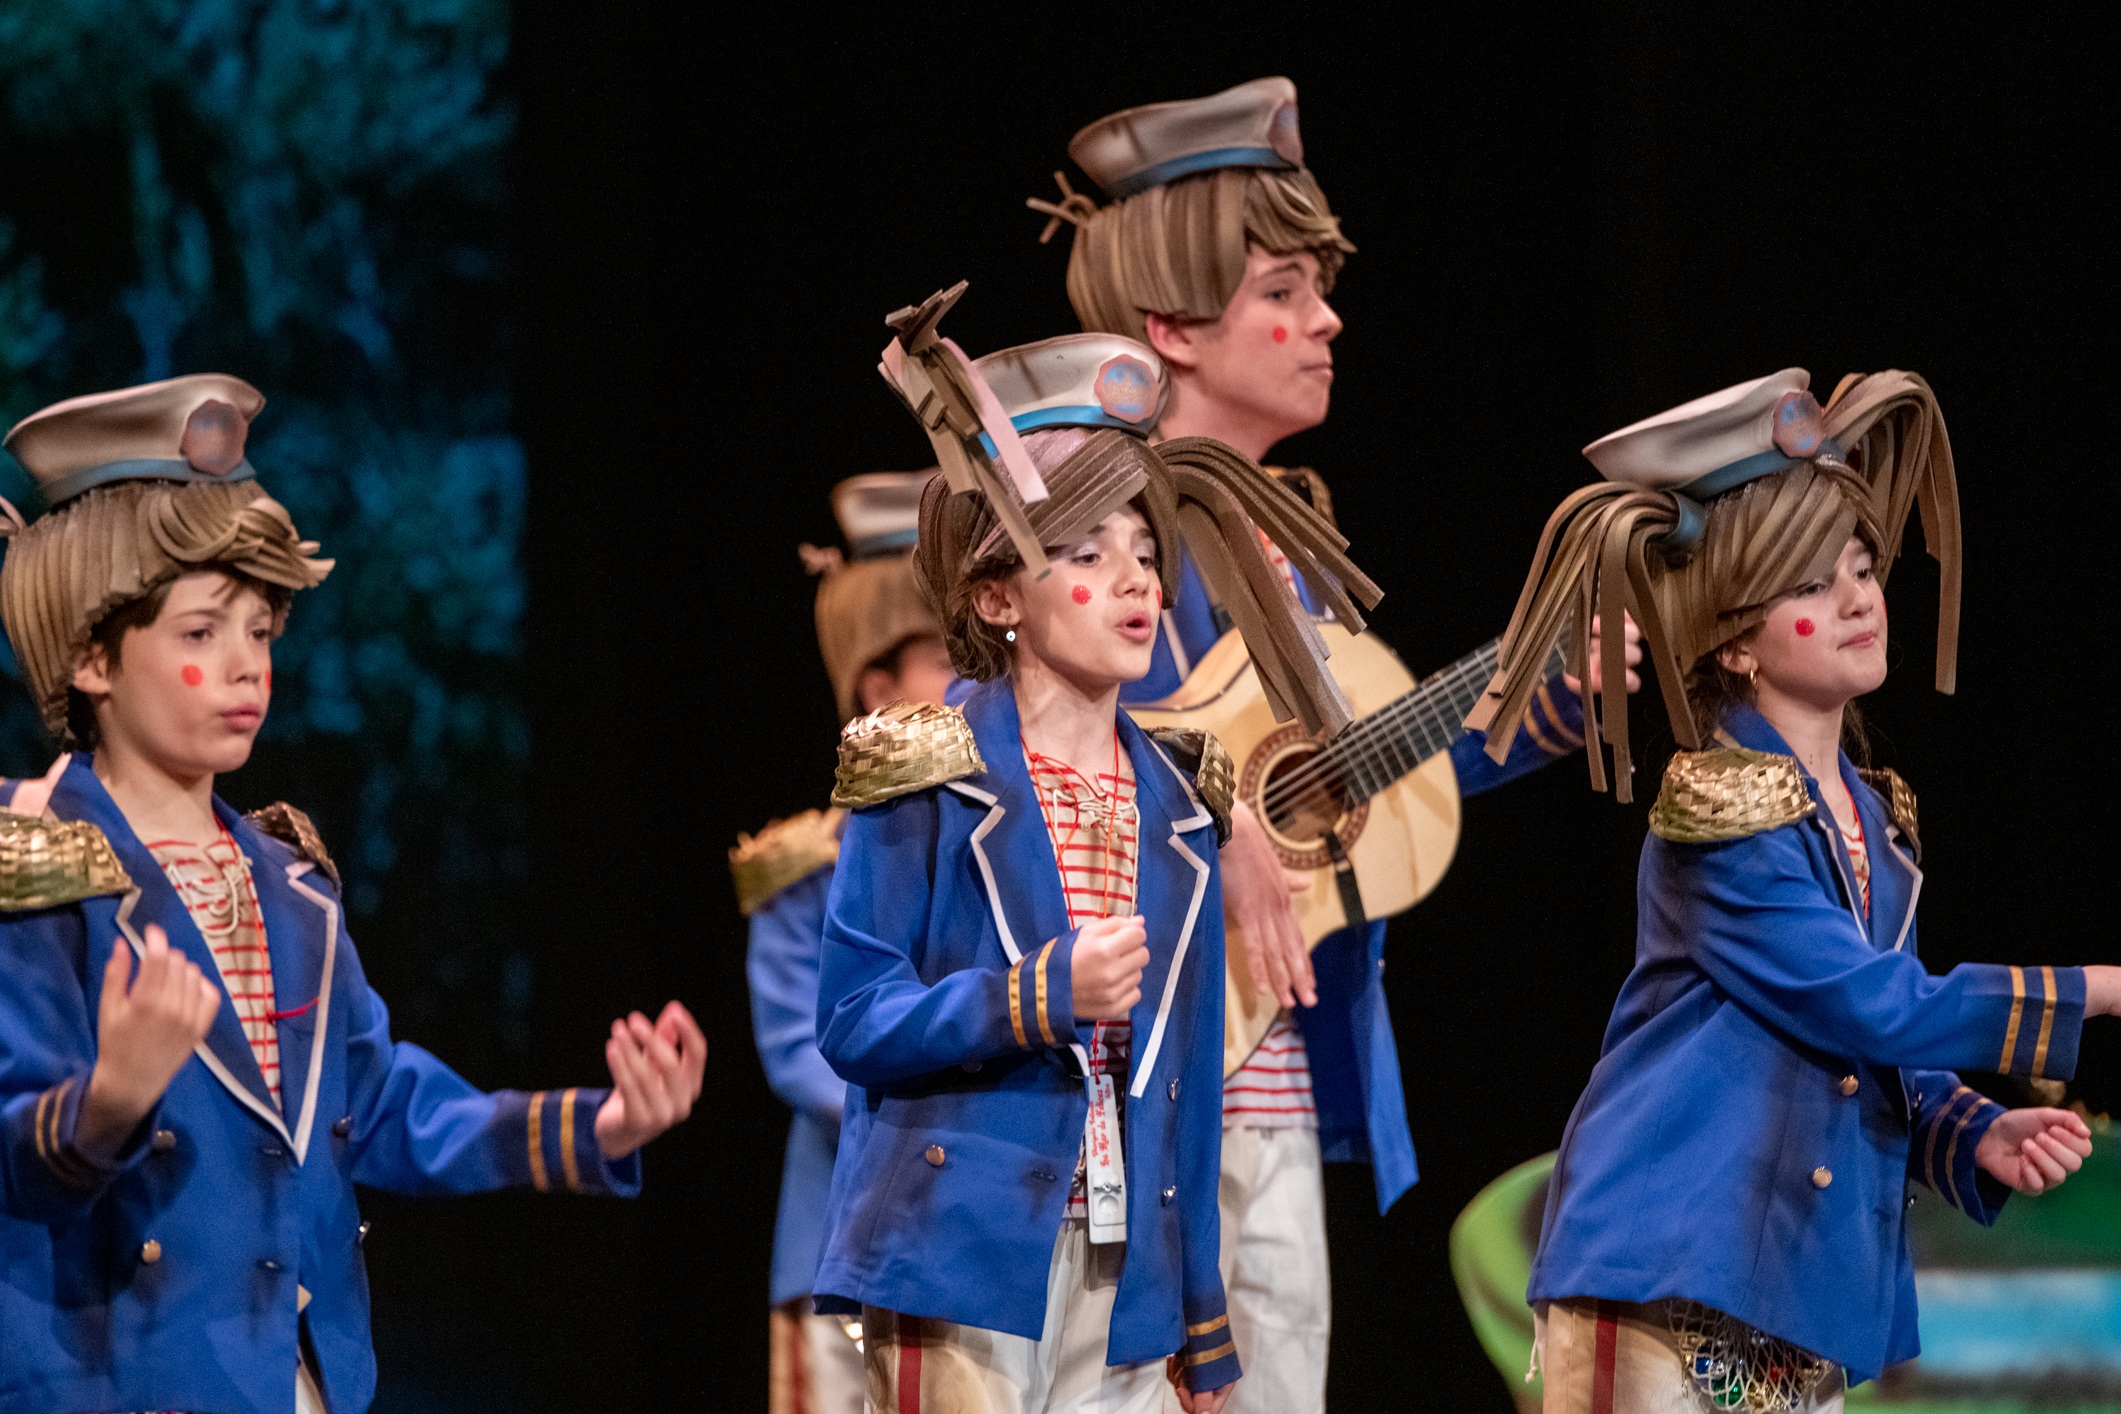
[139,1239,162,1264]
[924,1144,945,1167]
[1811,1166,1833,1189]
[1839,1075,1859,1096]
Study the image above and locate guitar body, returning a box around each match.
[1128,624,1463,1075]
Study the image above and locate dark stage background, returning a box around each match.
[3,5,2111,1409]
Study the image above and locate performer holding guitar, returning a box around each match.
[1028,78,1641,1411]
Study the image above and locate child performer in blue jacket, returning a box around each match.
[0,376,705,1414]
[1471,368,2121,1412]
[810,287,1379,1414]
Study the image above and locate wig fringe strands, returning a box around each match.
[0,478,332,736]
[1469,370,1958,801]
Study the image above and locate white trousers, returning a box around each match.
[772,1300,868,1414]
[1161,1125,1329,1414]
[862,1219,1165,1414]
[1539,1299,1844,1414]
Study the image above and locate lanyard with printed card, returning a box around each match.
[1084,1020,1127,1244]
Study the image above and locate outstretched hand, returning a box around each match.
[594,1001,706,1160]
[1563,611,1643,696]
[1974,1106,2092,1194]
[1222,801,1314,1009]
[81,926,221,1160]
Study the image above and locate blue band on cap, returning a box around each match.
[977,405,1153,457]
[1102,146,1296,200]
[850,527,919,560]
[1657,438,1847,556]
[39,456,258,508]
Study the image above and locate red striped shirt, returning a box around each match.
[1223,1014,1316,1129]
[149,832,281,1108]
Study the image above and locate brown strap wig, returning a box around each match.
[1468,371,1959,801]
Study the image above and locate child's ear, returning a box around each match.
[1716,639,1755,679]
[970,578,1020,629]
[1142,313,1203,371]
[72,643,114,697]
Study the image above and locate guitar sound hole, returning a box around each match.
[1260,744,1348,845]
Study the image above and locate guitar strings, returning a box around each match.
[1257,635,1562,828]
[1257,643,1501,824]
[1258,650,1490,820]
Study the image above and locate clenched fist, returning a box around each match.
[81,926,221,1160]
[1070,915,1149,1021]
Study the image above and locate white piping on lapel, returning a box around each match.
[943,781,1023,966]
[283,862,339,1164]
[1129,745,1213,1100]
[116,887,295,1151]
[945,781,1095,1071]
[1880,825,1922,954]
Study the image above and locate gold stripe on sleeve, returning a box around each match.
[1520,705,1560,755]
[1188,1315,1230,1337]
[2032,966,2058,1079]
[1185,1341,1238,1366]
[1997,967,2026,1073]
[1009,958,1028,1048]
[1035,939,1058,1046]
[1942,1091,1984,1209]
[527,1090,549,1192]
[33,1085,54,1166]
[559,1087,581,1193]
[1923,1088,1963,1203]
[1535,681,1586,749]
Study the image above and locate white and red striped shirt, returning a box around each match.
[149,831,280,1109]
[1839,812,1871,919]
[1023,735,1138,1218]
[1223,1013,1317,1130]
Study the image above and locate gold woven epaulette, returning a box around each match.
[831,700,987,809]
[245,802,341,889]
[1145,727,1237,846]
[729,807,843,914]
[1649,748,1815,843]
[0,811,132,911]
[1858,767,1920,856]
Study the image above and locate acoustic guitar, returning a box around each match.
[1128,625,1560,1075]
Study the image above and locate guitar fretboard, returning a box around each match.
[1331,640,1504,802]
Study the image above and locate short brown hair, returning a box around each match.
[1056,166,1355,343]
[64,568,293,750]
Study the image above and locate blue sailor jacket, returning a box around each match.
[748,860,846,1305]
[812,680,1240,1390]
[1123,546,1585,1214]
[0,756,639,1414]
[1528,704,2089,1383]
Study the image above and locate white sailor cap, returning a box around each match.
[970,334,1167,455]
[1583,368,1836,497]
[4,373,265,508]
[1069,77,1305,201]
[831,471,935,560]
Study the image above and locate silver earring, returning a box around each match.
[1005,629,1016,642]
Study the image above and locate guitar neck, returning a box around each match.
[1329,636,1563,803]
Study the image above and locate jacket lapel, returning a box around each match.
[222,805,338,1163]
[955,681,1074,969]
[1118,711,1214,1098]
[49,756,292,1145]
[1847,765,1920,953]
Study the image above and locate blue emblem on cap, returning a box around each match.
[1096,355,1157,425]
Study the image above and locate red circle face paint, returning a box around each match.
[1793,619,1816,637]
[1071,584,1093,605]
[181,665,204,687]
[264,670,272,692]
[1271,326,1289,344]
